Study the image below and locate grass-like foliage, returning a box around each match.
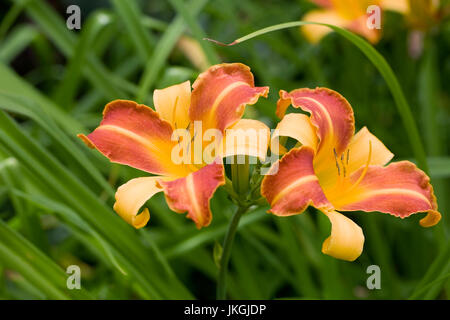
[0,0,448,300]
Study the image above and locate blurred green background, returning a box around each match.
[0,0,448,300]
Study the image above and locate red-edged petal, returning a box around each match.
[158,161,225,228]
[189,63,269,133]
[78,100,192,177]
[261,146,333,216]
[332,161,441,227]
[277,88,355,184]
[277,88,354,153]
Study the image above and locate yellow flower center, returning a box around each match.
[326,140,372,202]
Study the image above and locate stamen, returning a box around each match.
[172,96,179,129]
[333,148,341,176]
[346,149,350,165]
[191,130,197,143]
[171,97,181,143]
[348,140,372,191]
[184,129,197,159]
[340,153,346,177]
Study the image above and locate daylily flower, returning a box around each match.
[399,0,443,31]
[397,0,446,58]
[262,87,441,261]
[78,63,269,229]
[302,0,411,43]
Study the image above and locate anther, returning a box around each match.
[172,96,179,129]
[340,153,347,177]
[333,148,341,176]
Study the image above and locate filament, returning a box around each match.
[333,148,341,176]
[340,153,346,177]
[172,96,179,129]
[348,140,372,191]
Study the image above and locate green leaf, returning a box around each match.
[13,0,131,99]
[0,110,193,299]
[213,241,223,269]
[168,0,220,65]
[0,158,49,253]
[52,11,113,108]
[428,157,450,178]
[0,92,114,198]
[409,243,450,299]
[137,0,211,102]
[111,0,154,62]
[0,25,38,63]
[0,219,92,299]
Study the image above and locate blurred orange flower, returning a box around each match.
[301,0,443,44]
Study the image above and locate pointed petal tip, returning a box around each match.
[321,211,365,261]
[77,133,95,149]
[335,161,440,223]
[113,177,164,229]
[79,99,193,177]
[131,208,150,229]
[420,210,441,227]
[190,63,269,132]
[159,162,225,228]
[276,87,355,156]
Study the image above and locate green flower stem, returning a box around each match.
[216,204,250,300]
[217,156,251,299]
[231,155,250,197]
[223,176,239,201]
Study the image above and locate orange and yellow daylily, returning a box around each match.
[401,0,443,31]
[262,87,441,261]
[78,63,269,229]
[302,0,411,43]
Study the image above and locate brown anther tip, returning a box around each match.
[203,38,238,46]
